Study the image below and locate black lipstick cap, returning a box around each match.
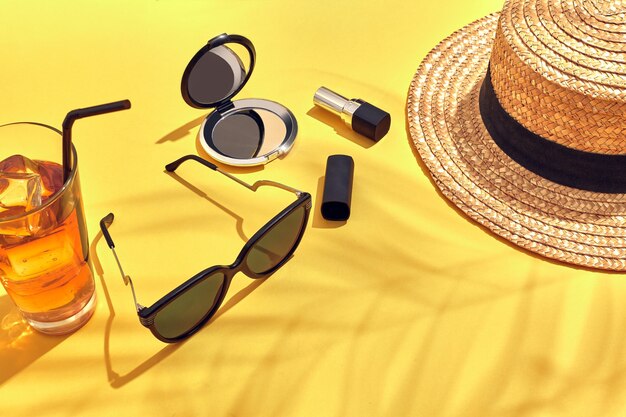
[352,100,391,142]
[321,155,354,221]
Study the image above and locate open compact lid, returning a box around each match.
[181,33,256,109]
[181,33,298,167]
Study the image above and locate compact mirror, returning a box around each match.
[182,34,298,166]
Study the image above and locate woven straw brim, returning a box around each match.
[407,12,626,271]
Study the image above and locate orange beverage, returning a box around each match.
[0,124,96,335]
[0,203,94,324]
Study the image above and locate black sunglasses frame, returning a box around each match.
[100,155,311,343]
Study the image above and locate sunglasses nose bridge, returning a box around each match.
[224,258,245,278]
[229,253,264,279]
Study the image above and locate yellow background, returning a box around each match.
[2,1,625,416]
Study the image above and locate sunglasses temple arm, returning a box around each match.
[165,154,303,196]
[99,213,143,312]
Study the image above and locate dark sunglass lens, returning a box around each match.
[153,272,225,340]
[246,206,306,274]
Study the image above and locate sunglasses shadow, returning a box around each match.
[164,170,249,243]
[91,230,269,388]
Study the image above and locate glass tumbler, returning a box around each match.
[0,123,96,335]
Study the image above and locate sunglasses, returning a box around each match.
[100,154,311,343]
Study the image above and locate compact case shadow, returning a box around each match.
[181,33,298,166]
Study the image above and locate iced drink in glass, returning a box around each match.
[0,123,96,334]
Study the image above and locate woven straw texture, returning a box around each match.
[407,0,626,271]
[490,0,626,154]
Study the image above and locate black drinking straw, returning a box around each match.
[62,99,131,182]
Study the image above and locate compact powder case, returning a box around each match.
[181,33,298,166]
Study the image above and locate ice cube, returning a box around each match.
[0,172,42,216]
[36,160,64,198]
[0,155,65,239]
[0,155,50,218]
[0,154,40,174]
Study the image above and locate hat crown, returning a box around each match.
[490,0,626,154]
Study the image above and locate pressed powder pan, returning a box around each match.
[181,33,298,166]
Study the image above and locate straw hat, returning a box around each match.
[407,0,626,270]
